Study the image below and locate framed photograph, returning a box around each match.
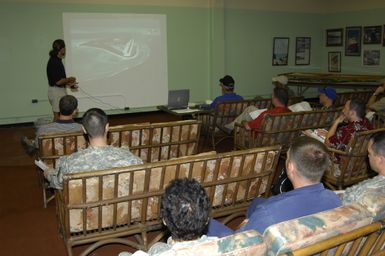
[272,37,289,66]
[326,28,343,46]
[383,25,385,46]
[345,26,362,56]
[295,37,311,65]
[328,52,341,72]
[363,49,380,66]
[363,26,382,44]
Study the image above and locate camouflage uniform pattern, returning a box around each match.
[46,145,143,189]
[342,175,385,205]
[123,235,218,256]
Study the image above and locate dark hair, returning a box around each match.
[59,95,78,116]
[288,136,331,182]
[49,39,65,57]
[161,178,210,241]
[348,98,366,119]
[273,87,289,106]
[371,131,385,157]
[82,108,108,138]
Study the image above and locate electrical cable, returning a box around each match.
[76,87,126,110]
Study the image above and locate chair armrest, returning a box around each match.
[327,147,348,156]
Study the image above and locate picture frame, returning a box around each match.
[345,26,362,56]
[272,37,289,66]
[328,52,341,72]
[363,26,382,44]
[295,37,311,65]
[363,49,381,66]
[383,25,385,46]
[326,28,343,46]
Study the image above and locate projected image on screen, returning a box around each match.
[63,13,168,111]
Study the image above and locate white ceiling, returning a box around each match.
[0,0,384,13]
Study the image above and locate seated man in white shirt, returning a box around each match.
[119,178,216,256]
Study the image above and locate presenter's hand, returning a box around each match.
[69,82,79,91]
[67,76,77,84]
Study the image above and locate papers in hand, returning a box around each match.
[249,108,267,120]
[288,101,312,112]
[302,129,326,143]
[35,160,49,171]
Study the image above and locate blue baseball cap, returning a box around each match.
[319,87,337,101]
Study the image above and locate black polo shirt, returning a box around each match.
[46,55,66,87]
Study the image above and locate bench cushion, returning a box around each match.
[263,203,372,256]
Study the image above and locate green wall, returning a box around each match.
[322,8,385,74]
[0,3,383,124]
[0,3,211,124]
[222,9,324,98]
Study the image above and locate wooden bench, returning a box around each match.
[323,128,385,190]
[286,219,385,256]
[197,97,304,149]
[234,108,340,152]
[56,145,281,256]
[36,120,202,207]
[334,90,374,107]
[272,187,385,256]
[153,184,385,256]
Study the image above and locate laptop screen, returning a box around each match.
[168,89,189,109]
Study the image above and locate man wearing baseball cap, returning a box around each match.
[318,87,337,110]
[210,75,243,109]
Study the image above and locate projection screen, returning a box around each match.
[63,13,168,111]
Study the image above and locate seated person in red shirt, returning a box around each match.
[245,87,290,130]
[323,98,373,150]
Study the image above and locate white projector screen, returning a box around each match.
[63,13,168,111]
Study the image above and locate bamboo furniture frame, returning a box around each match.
[36,120,202,208]
[323,128,385,190]
[197,97,303,149]
[234,108,340,152]
[334,90,374,107]
[56,145,281,256]
[285,220,385,256]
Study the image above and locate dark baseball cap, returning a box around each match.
[319,87,337,101]
[219,75,235,88]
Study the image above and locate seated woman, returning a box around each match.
[119,178,216,256]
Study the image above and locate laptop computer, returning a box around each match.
[166,89,189,110]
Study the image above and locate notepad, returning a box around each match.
[35,159,49,171]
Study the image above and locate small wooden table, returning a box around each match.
[282,72,385,95]
[157,105,209,118]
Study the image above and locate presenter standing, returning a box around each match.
[47,39,77,121]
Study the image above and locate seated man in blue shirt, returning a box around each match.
[210,75,243,109]
[208,136,342,236]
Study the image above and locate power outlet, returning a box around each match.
[31,99,38,103]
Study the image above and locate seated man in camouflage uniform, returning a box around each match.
[119,178,216,256]
[44,108,143,189]
[342,131,385,205]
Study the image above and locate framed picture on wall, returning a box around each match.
[383,25,385,46]
[328,52,341,72]
[295,37,311,65]
[326,28,343,46]
[363,26,382,44]
[363,49,380,66]
[345,26,362,56]
[272,37,289,66]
